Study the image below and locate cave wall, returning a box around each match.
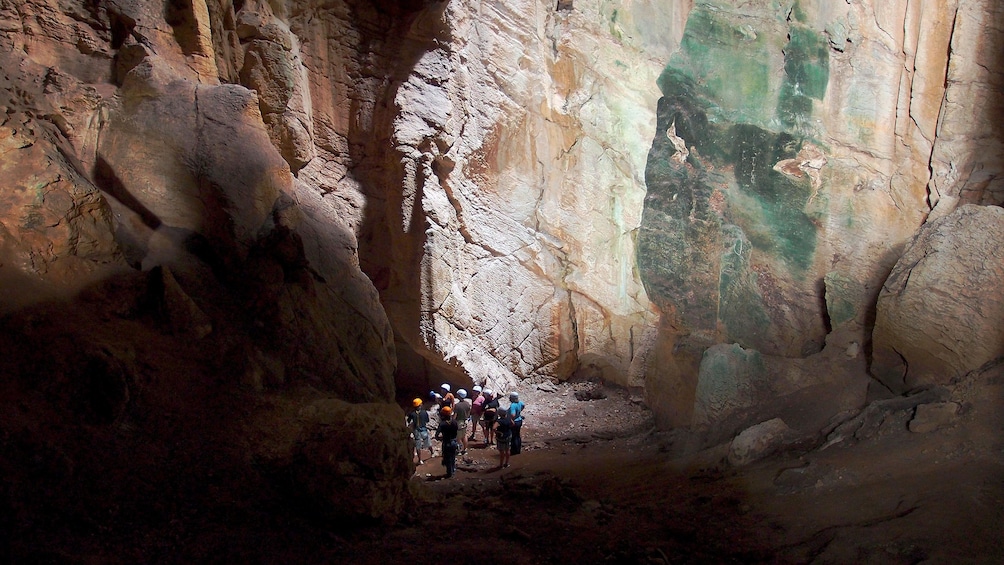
[1,0,1002,545]
[635,0,1004,433]
[334,0,683,393]
[0,0,405,395]
[0,0,421,534]
[351,0,1003,436]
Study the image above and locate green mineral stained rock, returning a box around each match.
[823,271,866,328]
[778,26,829,130]
[694,343,768,427]
[638,1,831,356]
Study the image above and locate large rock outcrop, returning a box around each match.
[0,0,410,546]
[872,204,1004,393]
[635,0,1004,431]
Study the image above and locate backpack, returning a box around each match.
[495,414,512,439]
[483,398,499,423]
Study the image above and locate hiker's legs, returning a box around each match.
[470,415,480,440]
[444,443,457,477]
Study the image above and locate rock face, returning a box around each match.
[284,398,413,523]
[345,1,673,392]
[267,0,1002,436]
[635,1,1004,430]
[872,205,1004,393]
[1,0,1003,550]
[0,0,407,540]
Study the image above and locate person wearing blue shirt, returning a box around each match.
[507,392,525,455]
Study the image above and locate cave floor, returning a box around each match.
[10,378,1002,564]
[344,378,1004,564]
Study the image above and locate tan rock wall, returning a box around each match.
[335,0,682,392]
[631,0,1003,433]
[1,0,1000,440]
[256,0,1001,420]
[0,0,406,531]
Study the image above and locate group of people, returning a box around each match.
[406,382,525,478]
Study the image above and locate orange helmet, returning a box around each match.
[441,406,453,416]
[412,398,422,408]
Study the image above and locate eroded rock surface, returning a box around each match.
[0,0,1002,557]
[872,204,1004,393]
[355,1,670,392]
[0,0,407,543]
[636,1,1004,432]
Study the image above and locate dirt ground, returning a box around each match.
[5,370,1001,564]
[343,374,1004,564]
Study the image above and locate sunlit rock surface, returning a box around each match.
[335,1,676,392]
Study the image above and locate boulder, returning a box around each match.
[872,205,1004,393]
[100,58,289,269]
[693,343,769,430]
[908,402,960,434]
[728,418,793,467]
[292,399,413,524]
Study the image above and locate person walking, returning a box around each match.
[469,385,485,441]
[435,405,459,478]
[507,392,525,455]
[406,398,431,465]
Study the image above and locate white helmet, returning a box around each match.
[441,383,451,392]
[484,388,494,397]
[509,392,519,402]
[472,385,482,393]
[457,389,467,399]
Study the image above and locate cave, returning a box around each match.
[1,0,1002,563]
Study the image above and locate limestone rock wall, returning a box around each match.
[0,0,398,397]
[0,0,409,535]
[328,0,1001,435]
[317,0,1001,437]
[635,0,1004,432]
[338,0,689,393]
